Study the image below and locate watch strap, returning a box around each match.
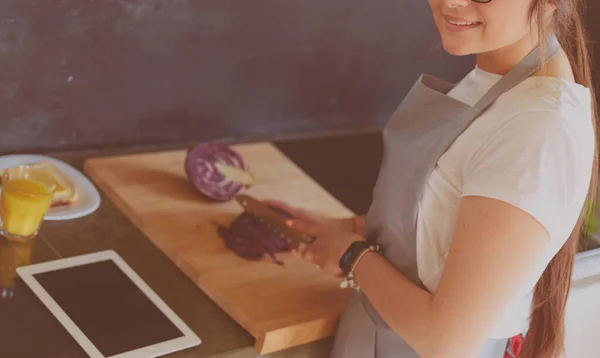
[338,241,383,276]
[339,243,383,291]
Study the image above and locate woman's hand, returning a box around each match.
[286,219,367,277]
[263,200,366,276]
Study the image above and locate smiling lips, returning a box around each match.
[444,15,482,32]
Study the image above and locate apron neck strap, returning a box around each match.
[470,34,561,115]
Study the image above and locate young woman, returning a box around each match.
[268,0,597,357]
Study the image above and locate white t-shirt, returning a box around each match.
[416,66,595,338]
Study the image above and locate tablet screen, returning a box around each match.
[32,259,185,357]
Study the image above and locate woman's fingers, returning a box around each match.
[301,247,315,263]
[295,243,308,252]
[289,221,322,264]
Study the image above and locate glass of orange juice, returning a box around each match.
[0,165,54,242]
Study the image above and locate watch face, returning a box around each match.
[341,249,353,265]
[339,241,365,274]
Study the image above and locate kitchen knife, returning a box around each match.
[234,194,316,250]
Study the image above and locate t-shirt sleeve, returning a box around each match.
[461,110,594,241]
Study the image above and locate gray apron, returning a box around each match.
[330,35,561,358]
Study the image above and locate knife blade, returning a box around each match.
[234,194,315,250]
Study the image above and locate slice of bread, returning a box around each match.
[27,161,78,207]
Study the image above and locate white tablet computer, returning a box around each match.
[16,250,201,358]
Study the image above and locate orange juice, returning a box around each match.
[1,178,52,238]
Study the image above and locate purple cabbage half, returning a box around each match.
[185,142,254,201]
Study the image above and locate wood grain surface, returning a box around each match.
[83,142,354,354]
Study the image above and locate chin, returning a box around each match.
[441,39,475,57]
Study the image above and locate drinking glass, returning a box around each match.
[0,165,54,242]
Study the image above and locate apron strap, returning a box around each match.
[470,34,561,118]
[442,34,562,155]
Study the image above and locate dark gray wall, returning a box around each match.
[0,0,473,154]
[0,1,597,154]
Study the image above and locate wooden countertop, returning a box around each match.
[0,131,383,358]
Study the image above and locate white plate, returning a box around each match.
[0,154,101,220]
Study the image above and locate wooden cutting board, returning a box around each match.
[83,142,354,354]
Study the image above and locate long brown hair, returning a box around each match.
[520,1,598,357]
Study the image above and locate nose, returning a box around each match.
[444,0,471,8]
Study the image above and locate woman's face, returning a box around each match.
[428,0,537,56]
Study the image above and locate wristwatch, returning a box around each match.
[338,241,383,276]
